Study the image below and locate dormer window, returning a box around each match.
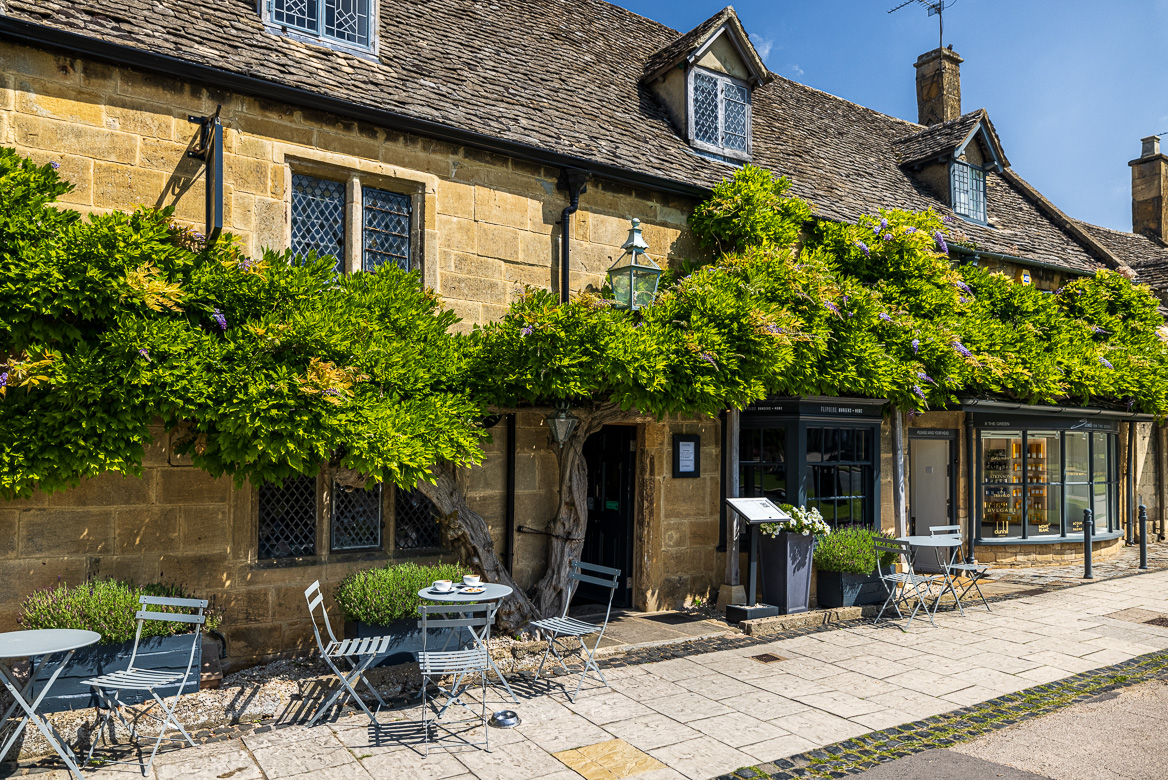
[952,160,987,223]
[692,69,751,157]
[266,0,375,53]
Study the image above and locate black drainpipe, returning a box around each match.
[1127,422,1136,545]
[965,416,977,563]
[557,169,590,303]
[505,413,517,574]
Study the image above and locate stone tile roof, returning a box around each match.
[1074,220,1168,288]
[893,109,1008,168]
[643,7,733,80]
[4,0,1112,275]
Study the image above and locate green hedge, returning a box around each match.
[813,527,897,575]
[19,579,220,645]
[334,561,468,624]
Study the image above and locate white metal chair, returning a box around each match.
[930,524,992,613]
[417,603,492,755]
[304,580,395,726]
[83,595,206,776]
[531,560,620,702]
[873,539,937,629]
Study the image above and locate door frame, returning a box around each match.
[907,429,959,535]
[582,424,637,608]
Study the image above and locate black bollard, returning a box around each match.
[1083,509,1094,580]
[1140,504,1149,570]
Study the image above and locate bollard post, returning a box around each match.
[1083,509,1094,580]
[1139,504,1149,570]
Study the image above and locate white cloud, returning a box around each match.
[790,64,805,78]
[749,33,774,62]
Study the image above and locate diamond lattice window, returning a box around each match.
[952,160,987,223]
[690,69,751,157]
[258,475,318,559]
[270,0,371,49]
[394,487,442,551]
[363,187,412,272]
[291,174,345,272]
[331,483,382,551]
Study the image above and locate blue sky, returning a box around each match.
[615,0,1168,232]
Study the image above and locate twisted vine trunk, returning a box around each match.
[533,403,626,617]
[417,463,538,633]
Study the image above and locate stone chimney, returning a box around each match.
[914,47,963,126]
[1131,135,1168,241]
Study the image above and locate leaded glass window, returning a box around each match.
[331,483,382,551]
[270,0,371,49]
[363,187,412,272]
[291,174,345,272]
[690,68,751,157]
[952,160,987,223]
[394,487,442,551]
[258,475,317,559]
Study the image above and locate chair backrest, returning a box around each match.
[563,560,621,627]
[417,603,493,653]
[128,595,207,684]
[930,525,962,536]
[873,539,915,579]
[304,580,339,654]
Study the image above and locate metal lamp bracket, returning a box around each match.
[186,105,224,239]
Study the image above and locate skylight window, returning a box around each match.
[268,0,374,52]
[690,68,752,159]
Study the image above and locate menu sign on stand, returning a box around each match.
[724,497,792,624]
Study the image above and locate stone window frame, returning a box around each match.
[687,66,753,163]
[259,0,381,61]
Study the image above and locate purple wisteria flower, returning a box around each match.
[238,257,255,271]
[324,388,342,397]
[955,280,973,295]
[194,232,205,242]
[823,301,841,315]
[138,348,150,361]
[882,233,893,241]
[1099,357,1114,369]
[943,215,957,224]
[879,313,893,323]
[520,325,534,337]
[764,323,783,335]
[917,370,935,384]
[1126,399,1135,411]
[880,218,888,230]
[855,241,870,257]
[952,341,973,358]
[0,372,7,389]
[912,385,927,401]
[699,352,717,366]
[905,226,917,234]
[911,338,920,354]
[960,296,969,304]
[1092,326,1108,335]
[934,231,949,255]
[212,308,227,331]
[50,161,60,170]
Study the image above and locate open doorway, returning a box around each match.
[580,425,636,607]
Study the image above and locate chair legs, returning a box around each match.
[310,653,384,727]
[533,632,609,703]
[85,685,196,776]
[421,666,489,755]
[874,579,935,630]
[955,572,992,612]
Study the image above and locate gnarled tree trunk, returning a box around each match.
[533,403,626,617]
[417,463,539,633]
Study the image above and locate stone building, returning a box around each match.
[1,0,1166,663]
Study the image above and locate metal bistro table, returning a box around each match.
[0,629,101,780]
[896,534,963,617]
[417,583,518,703]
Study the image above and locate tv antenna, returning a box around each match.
[889,0,957,51]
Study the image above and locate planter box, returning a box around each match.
[32,634,201,713]
[758,532,816,614]
[816,569,889,609]
[344,619,450,667]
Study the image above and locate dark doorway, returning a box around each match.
[580,425,636,607]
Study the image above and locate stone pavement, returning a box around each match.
[18,569,1168,780]
[988,537,1168,588]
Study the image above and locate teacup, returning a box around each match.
[432,579,453,592]
[463,574,481,586]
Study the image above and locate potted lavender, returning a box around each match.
[757,505,830,614]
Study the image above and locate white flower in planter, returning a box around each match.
[760,505,830,538]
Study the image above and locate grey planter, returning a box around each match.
[344,619,449,667]
[816,569,889,609]
[758,531,817,614]
[31,634,201,713]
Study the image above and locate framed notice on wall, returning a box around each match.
[672,434,700,479]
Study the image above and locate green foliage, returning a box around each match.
[812,527,897,575]
[689,165,813,255]
[333,561,468,623]
[19,579,220,645]
[0,149,484,498]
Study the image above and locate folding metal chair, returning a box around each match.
[873,539,937,629]
[930,525,992,613]
[531,560,619,702]
[83,595,206,776]
[417,603,492,755]
[304,580,395,726]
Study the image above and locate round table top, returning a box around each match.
[898,534,963,548]
[0,629,101,659]
[417,582,513,603]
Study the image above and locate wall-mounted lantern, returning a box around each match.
[547,401,579,448]
[606,218,662,311]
